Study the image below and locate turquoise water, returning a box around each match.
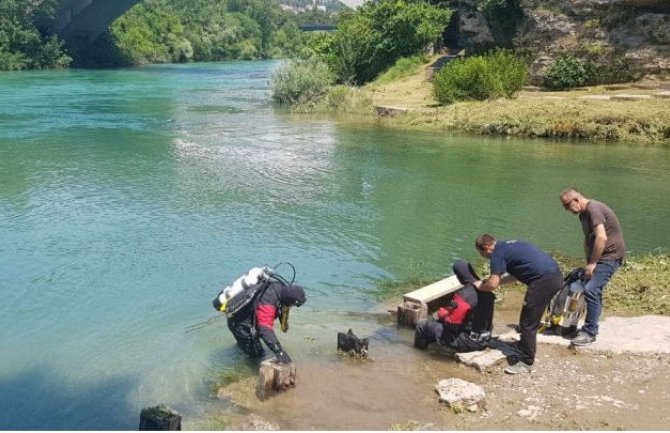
[1,61,669,429]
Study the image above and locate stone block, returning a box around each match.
[139,405,182,431]
[374,106,409,117]
[579,95,611,100]
[397,301,427,328]
[611,94,653,100]
[256,360,297,400]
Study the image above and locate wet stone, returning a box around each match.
[139,405,182,431]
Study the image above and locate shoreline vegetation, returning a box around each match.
[281,55,670,145]
[372,251,670,317]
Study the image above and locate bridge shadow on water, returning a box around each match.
[0,364,138,430]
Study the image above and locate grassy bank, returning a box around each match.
[295,57,670,145]
[372,252,670,316]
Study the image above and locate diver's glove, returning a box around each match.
[266,341,292,364]
[275,351,292,364]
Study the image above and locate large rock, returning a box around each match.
[636,13,670,44]
[515,0,670,80]
[459,8,495,49]
[435,378,485,408]
[524,10,576,42]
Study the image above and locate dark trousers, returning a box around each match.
[227,308,265,358]
[470,291,496,334]
[518,271,563,365]
[453,260,495,335]
[414,318,461,349]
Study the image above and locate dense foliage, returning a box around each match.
[544,51,642,90]
[433,50,528,104]
[0,0,71,70]
[0,0,322,69]
[110,0,307,65]
[543,55,591,90]
[271,57,335,104]
[320,0,453,84]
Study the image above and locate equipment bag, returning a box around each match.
[540,268,587,333]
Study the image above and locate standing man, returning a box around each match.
[474,234,563,374]
[559,188,626,346]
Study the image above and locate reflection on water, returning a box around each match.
[1,61,669,429]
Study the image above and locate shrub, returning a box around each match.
[544,55,592,90]
[433,50,528,104]
[486,49,529,96]
[271,58,335,105]
[585,53,642,86]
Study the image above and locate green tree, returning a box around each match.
[0,0,71,70]
[325,0,452,84]
[109,0,305,65]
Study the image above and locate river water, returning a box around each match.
[1,61,669,429]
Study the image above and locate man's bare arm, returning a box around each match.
[474,273,501,292]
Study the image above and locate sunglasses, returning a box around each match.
[562,197,577,209]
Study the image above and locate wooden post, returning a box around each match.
[256,360,297,400]
[397,301,427,328]
[139,405,182,430]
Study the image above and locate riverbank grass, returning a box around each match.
[374,252,670,316]
[297,56,670,144]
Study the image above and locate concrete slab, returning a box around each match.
[611,94,653,101]
[403,274,515,306]
[403,275,462,304]
[453,315,670,371]
[375,106,409,117]
[632,82,662,90]
[578,95,611,100]
[574,315,670,355]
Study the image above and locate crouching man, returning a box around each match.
[414,261,479,350]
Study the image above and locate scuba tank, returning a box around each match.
[539,268,586,334]
[561,271,586,331]
[212,267,270,318]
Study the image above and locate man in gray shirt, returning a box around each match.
[560,188,626,346]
